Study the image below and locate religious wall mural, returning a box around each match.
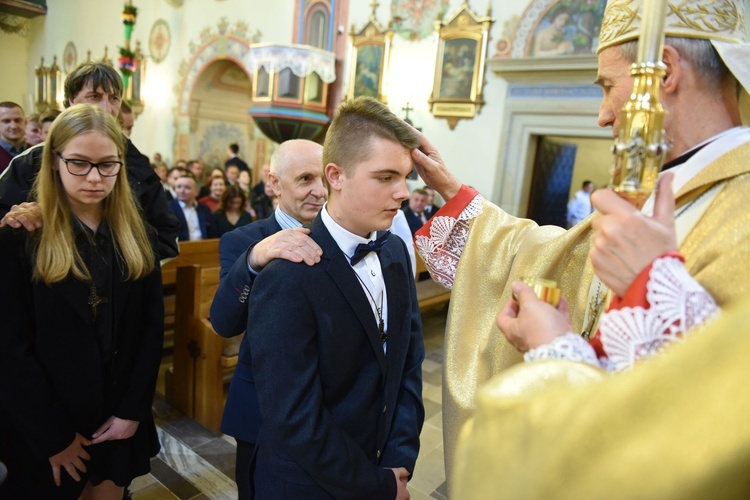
[390,0,451,41]
[438,38,478,99]
[347,4,393,103]
[528,0,604,56]
[495,0,606,59]
[354,44,383,98]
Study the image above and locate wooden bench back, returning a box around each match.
[161,239,220,345]
[175,265,220,320]
[162,238,220,286]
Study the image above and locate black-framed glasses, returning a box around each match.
[56,152,122,177]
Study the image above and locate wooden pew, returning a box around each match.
[415,253,451,311]
[161,239,220,345]
[170,264,239,434]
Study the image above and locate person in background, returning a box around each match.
[225,143,249,173]
[168,174,216,241]
[186,159,209,199]
[252,162,270,200]
[251,180,275,220]
[118,101,134,138]
[423,185,441,218]
[24,113,43,147]
[198,174,226,213]
[566,180,594,227]
[154,163,171,200]
[165,166,185,200]
[0,101,26,174]
[0,104,163,499]
[225,164,240,186]
[212,185,253,237]
[39,109,61,142]
[402,187,429,235]
[236,169,255,216]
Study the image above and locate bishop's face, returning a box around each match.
[595,46,635,139]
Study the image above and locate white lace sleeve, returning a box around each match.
[524,333,604,369]
[414,195,483,289]
[598,256,719,372]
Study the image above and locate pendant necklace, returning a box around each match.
[354,271,386,344]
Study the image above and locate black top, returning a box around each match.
[74,219,115,369]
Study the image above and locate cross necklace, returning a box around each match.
[88,282,108,321]
[354,271,386,344]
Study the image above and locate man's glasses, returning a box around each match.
[56,152,122,177]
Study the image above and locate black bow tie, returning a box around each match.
[350,232,390,266]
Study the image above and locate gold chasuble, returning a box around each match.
[452,291,750,499]
[440,141,750,474]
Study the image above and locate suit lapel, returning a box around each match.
[312,217,388,374]
[381,239,408,374]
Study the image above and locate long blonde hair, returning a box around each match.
[31,104,155,284]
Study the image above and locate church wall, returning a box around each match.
[348,0,522,207]
[0,29,30,108]
[9,0,619,208]
[20,0,295,165]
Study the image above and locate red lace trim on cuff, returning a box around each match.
[590,250,684,357]
[415,185,478,241]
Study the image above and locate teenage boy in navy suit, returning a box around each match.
[249,97,424,499]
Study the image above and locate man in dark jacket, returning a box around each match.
[0,62,179,260]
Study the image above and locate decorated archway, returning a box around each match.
[173,19,271,175]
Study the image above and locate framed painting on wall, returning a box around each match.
[345,8,393,102]
[429,3,493,129]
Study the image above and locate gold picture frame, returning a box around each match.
[345,3,393,103]
[429,1,494,129]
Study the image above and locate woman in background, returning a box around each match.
[212,184,252,236]
[0,104,163,499]
[198,173,226,212]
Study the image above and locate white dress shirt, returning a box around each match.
[322,204,388,354]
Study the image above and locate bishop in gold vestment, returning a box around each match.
[413,0,750,476]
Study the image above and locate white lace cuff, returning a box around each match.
[415,195,483,289]
[524,333,601,368]
[598,256,719,372]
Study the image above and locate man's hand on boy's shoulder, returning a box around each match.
[0,202,42,231]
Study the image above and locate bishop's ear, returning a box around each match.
[660,45,682,94]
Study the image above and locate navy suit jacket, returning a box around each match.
[168,199,215,241]
[402,208,425,236]
[249,215,424,499]
[209,215,283,443]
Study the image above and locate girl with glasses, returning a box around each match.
[0,104,163,499]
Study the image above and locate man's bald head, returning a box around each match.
[270,140,323,179]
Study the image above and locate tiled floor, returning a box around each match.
[131,306,449,499]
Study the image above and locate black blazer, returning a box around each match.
[402,207,425,236]
[168,199,216,241]
[0,226,164,462]
[209,215,283,443]
[249,215,425,499]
